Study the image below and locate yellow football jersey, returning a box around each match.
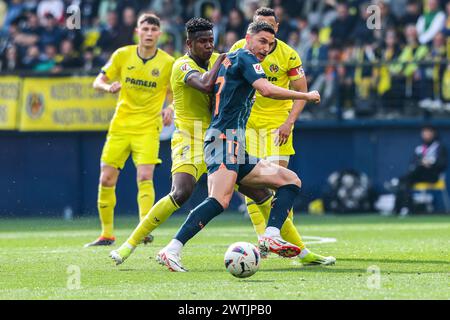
[230,38,304,119]
[102,45,175,134]
[171,52,219,132]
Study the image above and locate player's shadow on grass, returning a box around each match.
[338,258,450,265]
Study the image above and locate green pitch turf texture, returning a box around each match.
[0,214,448,300]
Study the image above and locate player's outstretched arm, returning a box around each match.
[186,53,226,93]
[252,78,320,104]
[93,73,121,94]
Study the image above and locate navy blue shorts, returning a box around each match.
[204,133,260,182]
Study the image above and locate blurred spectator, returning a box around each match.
[13,12,41,48]
[0,45,21,71]
[34,43,57,72]
[225,8,247,39]
[0,0,7,30]
[388,125,448,215]
[113,7,137,49]
[372,0,398,49]
[82,47,104,72]
[98,0,117,26]
[442,1,450,37]
[273,5,296,42]
[2,0,24,33]
[329,1,356,46]
[377,29,402,115]
[37,0,64,23]
[416,0,446,45]
[148,0,182,22]
[21,44,40,70]
[399,0,422,27]
[53,39,82,72]
[419,32,448,108]
[97,11,119,57]
[221,31,238,53]
[305,27,329,83]
[39,13,64,50]
[390,25,429,112]
[294,15,311,59]
[210,8,226,47]
[351,2,375,46]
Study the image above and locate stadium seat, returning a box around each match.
[412,174,450,213]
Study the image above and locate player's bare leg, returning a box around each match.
[85,164,119,247]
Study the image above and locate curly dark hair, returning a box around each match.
[254,7,278,22]
[186,17,214,37]
[247,21,275,35]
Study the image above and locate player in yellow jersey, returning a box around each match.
[230,7,335,265]
[85,13,175,247]
[110,18,274,265]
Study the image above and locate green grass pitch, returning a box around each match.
[0,214,449,300]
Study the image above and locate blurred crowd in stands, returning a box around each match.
[0,0,449,119]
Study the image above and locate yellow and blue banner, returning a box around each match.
[0,76,20,130]
[19,77,116,131]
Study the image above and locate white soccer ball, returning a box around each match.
[224,242,260,278]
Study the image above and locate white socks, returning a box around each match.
[166,239,183,253]
[298,248,310,259]
[264,227,281,238]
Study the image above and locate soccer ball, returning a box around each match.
[224,242,260,278]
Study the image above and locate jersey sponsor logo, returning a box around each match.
[269,64,279,73]
[127,66,135,70]
[125,77,157,88]
[267,76,278,82]
[152,68,160,77]
[26,93,44,119]
[180,63,192,72]
[289,56,297,61]
[252,63,264,74]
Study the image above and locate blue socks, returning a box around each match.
[268,184,301,229]
[175,197,224,245]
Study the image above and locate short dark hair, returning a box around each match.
[254,7,278,22]
[137,13,160,27]
[247,21,275,35]
[186,17,213,38]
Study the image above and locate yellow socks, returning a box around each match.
[127,195,179,247]
[246,196,270,235]
[137,180,155,221]
[281,211,305,251]
[97,185,116,239]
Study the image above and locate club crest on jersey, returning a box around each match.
[252,63,264,74]
[269,64,279,73]
[180,63,192,72]
[152,68,160,77]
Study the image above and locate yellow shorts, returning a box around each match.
[170,129,207,182]
[101,129,162,169]
[246,116,295,159]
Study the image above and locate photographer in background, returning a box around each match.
[389,125,448,215]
